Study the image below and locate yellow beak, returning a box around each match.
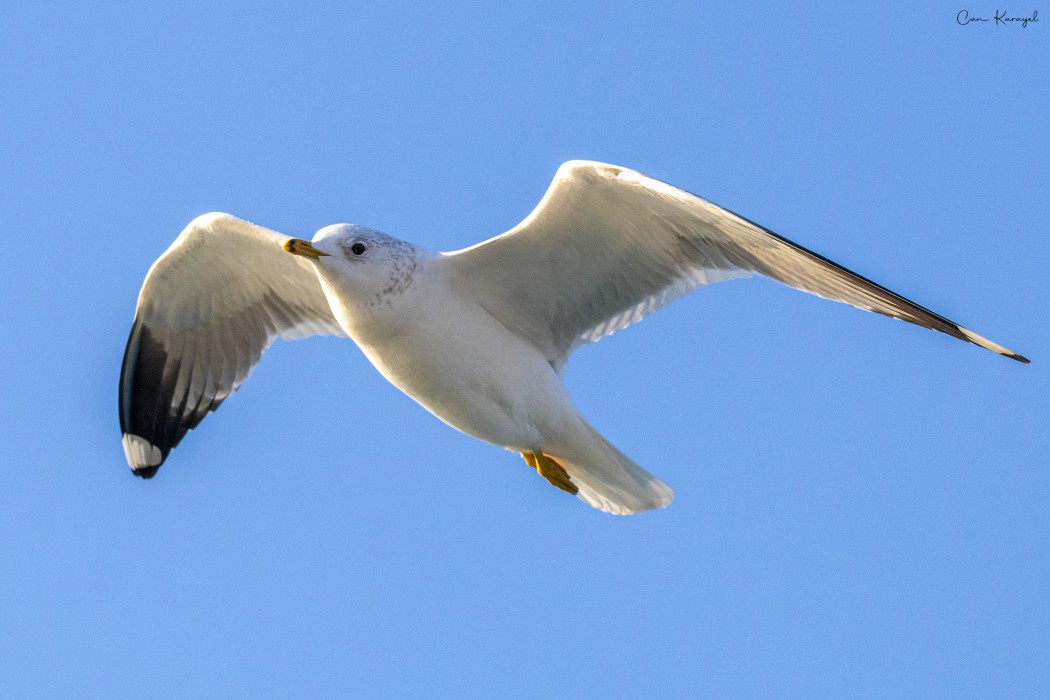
[282,238,330,259]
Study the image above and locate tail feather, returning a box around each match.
[550,424,674,515]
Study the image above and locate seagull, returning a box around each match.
[119,161,1028,514]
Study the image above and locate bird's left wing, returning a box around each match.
[444,161,1027,371]
[119,213,346,477]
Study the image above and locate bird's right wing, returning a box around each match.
[446,161,1027,371]
[119,213,346,477]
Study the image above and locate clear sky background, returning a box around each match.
[1,2,1046,697]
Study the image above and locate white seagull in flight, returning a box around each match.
[119,161,1028,514]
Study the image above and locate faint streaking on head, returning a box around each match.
[119,161,1028,514]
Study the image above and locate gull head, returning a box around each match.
[285,224,422,301]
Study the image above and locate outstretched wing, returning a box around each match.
[445,161,1027,371]
[119,213,346,477]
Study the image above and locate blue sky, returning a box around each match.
[1,2,1046,697]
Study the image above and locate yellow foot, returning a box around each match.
[522,451,578,495]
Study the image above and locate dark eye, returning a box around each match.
[351,242,366,256]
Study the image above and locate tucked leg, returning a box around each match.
[521,451,578,495]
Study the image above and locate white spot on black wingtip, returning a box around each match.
[955,325,1030,364]
[122,433,163,479]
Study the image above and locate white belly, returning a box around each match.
[342,290,574,451]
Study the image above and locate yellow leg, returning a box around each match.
[521,451,578,495]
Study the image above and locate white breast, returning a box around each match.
[318,260,576,451]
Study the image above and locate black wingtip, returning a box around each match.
[1007,352,1031,365]
[133,466,160,479]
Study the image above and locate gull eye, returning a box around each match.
[351,242,366,256]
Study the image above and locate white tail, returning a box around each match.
[550,423,674,515]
